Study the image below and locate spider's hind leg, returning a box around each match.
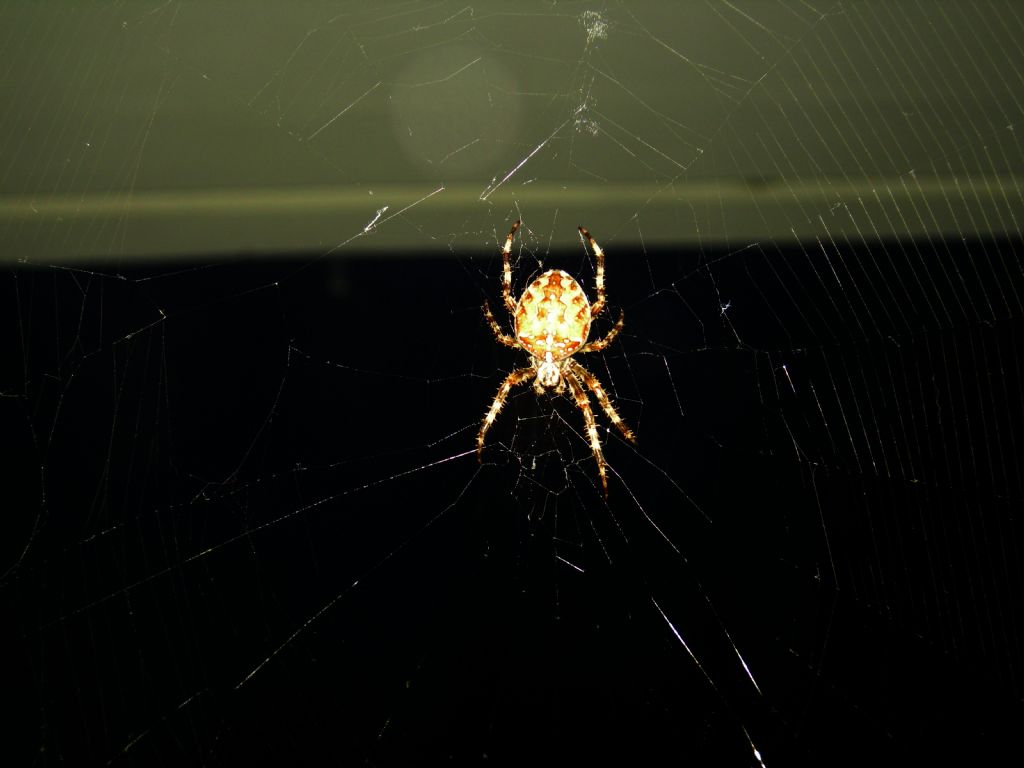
[501,220,522,314]
[578,225,606,318]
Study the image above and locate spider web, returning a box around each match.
[3,2,1024,765]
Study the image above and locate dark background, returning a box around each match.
[4,234,1023,766]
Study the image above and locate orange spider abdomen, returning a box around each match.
[514,269,591,361]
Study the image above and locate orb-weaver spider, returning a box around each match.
[477,220,636,498]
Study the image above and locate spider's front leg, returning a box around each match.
[569,359,636,445]
[477,367,534,461]
[564,369,609,499]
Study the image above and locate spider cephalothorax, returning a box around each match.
[478,220,636,498]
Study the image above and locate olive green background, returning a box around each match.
[1,1,1021,261]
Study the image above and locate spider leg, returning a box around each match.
[477,366,534,461]
[578,225,606,318]
[579,309,624,354]
[565,368,609,499]
[569,359,637,445]
[501,220,521,314]
[483,300,518,348]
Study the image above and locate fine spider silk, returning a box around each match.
[477,220,636,498]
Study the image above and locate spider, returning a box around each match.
[477,220,636,498]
